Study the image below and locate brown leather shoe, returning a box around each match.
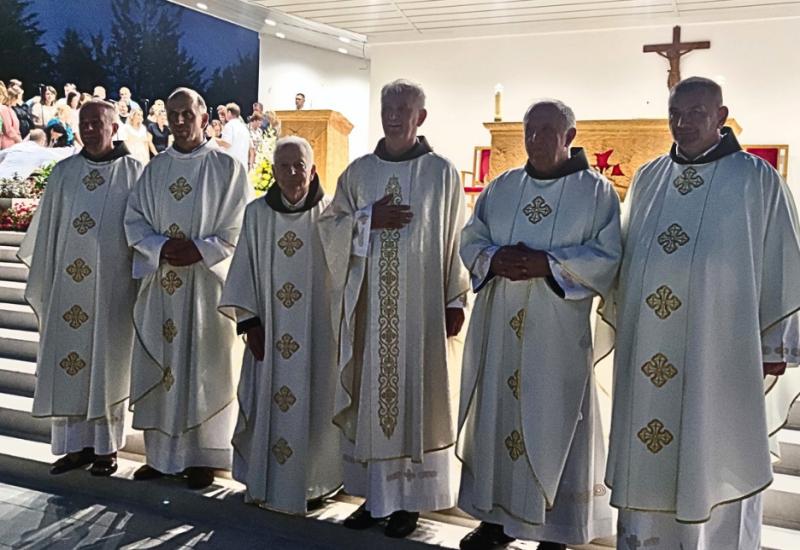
[133,464,164,481]
[90,453,118,477]
[185,467,215,489]
[50,448,95,475]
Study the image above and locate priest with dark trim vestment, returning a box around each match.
[220,136,342,514]
[457,100,619,550]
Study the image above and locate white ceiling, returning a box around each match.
[247,0,800,43]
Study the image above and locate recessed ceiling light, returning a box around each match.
[337,47,348,54]
[264,18,277,26]
[276,32,286,39]
[339,37,351,44]
[196,2,208,9]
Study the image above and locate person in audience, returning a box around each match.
[146,109,171,157]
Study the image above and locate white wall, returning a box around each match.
[368,17,800,192]
[258,35,372,160]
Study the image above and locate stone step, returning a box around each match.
[0,393,49,442]
[0,281,27,305]
[0,231,25,247]
[775,429,800,476]
[763,524,800,550]
[788,404,800,430]
[0,357,36,398]
[764,473,800,530]
[0,302,37,332]
[0,261,28,283]
[0,245,22,264]
[0,327,38,363]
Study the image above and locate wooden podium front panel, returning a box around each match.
[276,110,354,195]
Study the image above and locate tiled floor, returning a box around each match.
[0,481,331,549]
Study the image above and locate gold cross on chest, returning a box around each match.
[643,26,711,89]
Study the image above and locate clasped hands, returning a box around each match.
[160,238,202,266]
[490,242,550,281]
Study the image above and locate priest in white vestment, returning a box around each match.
[605,77,800,549]
[319,80,470,538]
[220,136,341,514]
[19,101,142,476]
[457,101,619,550]
[125,88,251,490]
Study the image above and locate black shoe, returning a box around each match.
[90,453,118,477]
[343,504,382,530]
[460,522,515,550]
[133,464,164,481]
[385,510,419,539]
[186,467,215,489]
[307,496,325,512]
[536,542,566,550]
[50,448,96,475]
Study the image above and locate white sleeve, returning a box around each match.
[193,236,236,269]
[548,255,596,301]
[762,313,800,363]
[131,235,169,279]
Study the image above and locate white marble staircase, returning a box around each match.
[0,230,798,549]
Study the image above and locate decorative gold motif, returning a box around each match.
[277,231,303,257]
[66,258,91,283]
[641,353,678,387]
[507,369,520,400]
[165,223,185,239]
[276,334,299,359]
[657,224,690,254]
[509,309,525,339]
[522,196,552,224]
[72,212,96,235]
[273,386,297,412]
[276,282,302,308]
[163,319,177,343]
[82,169,105,191]
[272,438,293,464]
[673,167,704,195]
[62,305,89,329]
[637,419,674,454]
[505,430,525,461]
[59,352,86,376]
[646,285,682,320]
[162,367,174,391]
[378,175,402,439]
[169,177,192,200]
[160,271,183,295]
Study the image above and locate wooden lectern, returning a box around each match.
[276,110,354,194]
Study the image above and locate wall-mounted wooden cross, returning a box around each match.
[643,26,710,89]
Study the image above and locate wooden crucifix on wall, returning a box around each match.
[643,26,710,89]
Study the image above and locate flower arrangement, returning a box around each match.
[249,127,278,195]
[0,202,36,232]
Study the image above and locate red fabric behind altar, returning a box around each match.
[746,147,780,169]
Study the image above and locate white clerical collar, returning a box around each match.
[675,138,722,162]
[280,192,308,211]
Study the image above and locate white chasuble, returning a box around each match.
[19,148,142,453]
[606,130,800,528]
[457,154,620,544]
[319,138,470,513]
[219,180,342,515]
[125,140,251,472]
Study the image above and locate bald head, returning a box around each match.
[523,98,578,176]
[168,87,207,113]
[28,129,47,146]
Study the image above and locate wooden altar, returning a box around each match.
[276,109,354,194]
[484,119,741,199]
